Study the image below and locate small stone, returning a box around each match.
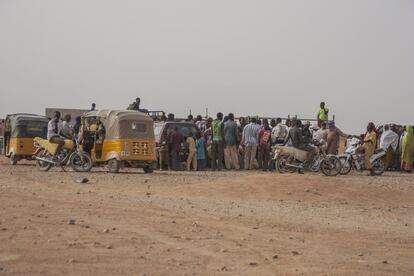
[382,260,388,264]
[103,229,110,233]
[106,245,113,249]
[139,273,147,276]
[249,262,258,266]
[292,251,300,256]
[272,255,279,259]
[68,219,76,225]
[146,192,151,196]
[112,227,117,231]
[1,228,7,231]
[172,220,176,224]
[68,259,75,263]
[41,203,45,207]
[220,266,228,271]
[77,178,89,184]
[358,253,364,257]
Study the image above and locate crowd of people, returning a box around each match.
[158,102,414,175]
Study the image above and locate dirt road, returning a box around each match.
[0,157,413,275]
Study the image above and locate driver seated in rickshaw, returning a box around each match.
[95,118,106,144]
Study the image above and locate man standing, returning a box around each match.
[326,122,351,155]
[211,113,224,171]
[91,103,96,111]
[258,121,272,171]
[242,117,261,170]
[271,117,288,145]
[186,133,197,171]
[317,102,329,127]
[380,124,399,169]
[170,127,183,171]
[61,114,72,139]
[224,113,240,170]
[47,111,64,156]
[195,115,206,133]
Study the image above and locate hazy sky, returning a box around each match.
[0,0,413,133]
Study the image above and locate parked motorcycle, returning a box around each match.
[274,140,342,176]
[338,137,386,175]
[33,137,92,172]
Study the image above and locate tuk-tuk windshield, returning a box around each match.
[117,120,152,139]
[12,121,48,138]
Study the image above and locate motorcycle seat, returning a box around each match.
[33,137,73,156]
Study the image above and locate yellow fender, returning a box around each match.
[105,151,121,161]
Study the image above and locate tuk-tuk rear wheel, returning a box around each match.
[108,159,121,173]
[143,167,154,173]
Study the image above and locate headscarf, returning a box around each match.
[402,125,414,163]
[367,122,376,133]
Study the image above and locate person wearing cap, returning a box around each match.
[326,121,351,155]
[317,102,329,127]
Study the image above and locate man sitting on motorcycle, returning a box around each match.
[285,120,316,169]
[47,111,65,156]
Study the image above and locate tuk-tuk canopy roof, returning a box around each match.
[5,113,49,138]
[6,113,49,124]
[84,110,154,140]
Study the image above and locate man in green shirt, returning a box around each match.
[317,102,329,127]
[211,112,224,171]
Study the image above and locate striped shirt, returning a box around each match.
[242,123,261,146]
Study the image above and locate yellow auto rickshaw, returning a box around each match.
[81,110,157,173]
[3,113,49,165]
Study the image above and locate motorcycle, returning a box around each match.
[33,137,92,172]
[338,137,386,175]
[273,140,342,176]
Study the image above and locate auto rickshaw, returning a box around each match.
[3,113,49,165]
[81,110,157,173]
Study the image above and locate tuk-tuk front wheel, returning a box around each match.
[108,159,121,173]
[10,154,19,165]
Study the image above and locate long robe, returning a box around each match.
[327,128,348,155]
[362,131,377,170]
[401,125,414,171]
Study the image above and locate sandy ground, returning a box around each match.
[0,156,413,276]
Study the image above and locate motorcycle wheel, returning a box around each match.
[276,156,296,174]
[371,159,385,176]
[338,156,352,175]
[320,156,341,176]
[70,152,93,172]
[36,149,53,172]
[309,158,320,172]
